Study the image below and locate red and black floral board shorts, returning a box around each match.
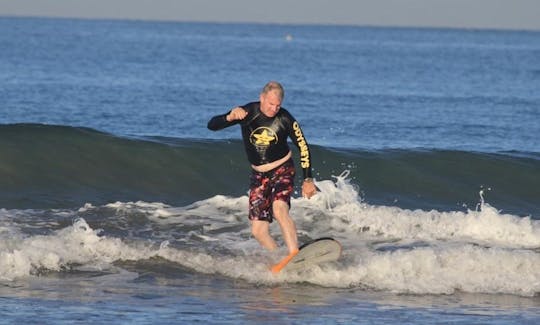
[248,159,295,223]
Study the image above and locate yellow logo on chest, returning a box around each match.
[250,127,278,146]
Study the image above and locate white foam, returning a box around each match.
[293,174,540,249]
[1,173,539,297]
[301,245,540,296]
[0,218,155,281]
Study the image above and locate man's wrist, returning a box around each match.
[303,178,313,183]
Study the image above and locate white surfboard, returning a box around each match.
[281,237,342,272]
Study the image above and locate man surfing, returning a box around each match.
[207,81,317,273]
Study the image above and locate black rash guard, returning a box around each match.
[207,101,313,179]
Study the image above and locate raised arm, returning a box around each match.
[207,107,248,131]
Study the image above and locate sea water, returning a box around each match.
[1,17,539,324]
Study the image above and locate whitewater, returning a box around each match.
[2,174,539,298]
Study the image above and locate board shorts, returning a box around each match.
[248,158,295,223]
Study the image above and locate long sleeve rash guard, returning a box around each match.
[207,101,313,179]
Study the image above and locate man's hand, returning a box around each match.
[226,107,248,121]
[302,178,317,199]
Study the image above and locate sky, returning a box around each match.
[0,0,539,31]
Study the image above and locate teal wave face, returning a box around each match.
[0,124,251,208]
[1,124,539,217]
[320,148,540,217]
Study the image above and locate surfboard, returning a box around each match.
[273,237,342,273]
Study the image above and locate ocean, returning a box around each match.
[1,16,539,324]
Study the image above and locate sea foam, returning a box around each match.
[1,174,539,296]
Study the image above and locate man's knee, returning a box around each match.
[272,200,290,222]
[251,226,262,238]
[251,221,269,238]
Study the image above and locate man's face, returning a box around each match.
[260,91,282,118]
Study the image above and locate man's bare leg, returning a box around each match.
[269,200,300,273]
[272,200,298,254]
[251,220,278,251]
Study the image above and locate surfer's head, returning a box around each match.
[260,81,284,118]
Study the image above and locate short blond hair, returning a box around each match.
[261,81,284,100]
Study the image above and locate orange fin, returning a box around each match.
[270,249,299,274]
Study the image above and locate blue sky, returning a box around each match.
[0,0,539,30]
